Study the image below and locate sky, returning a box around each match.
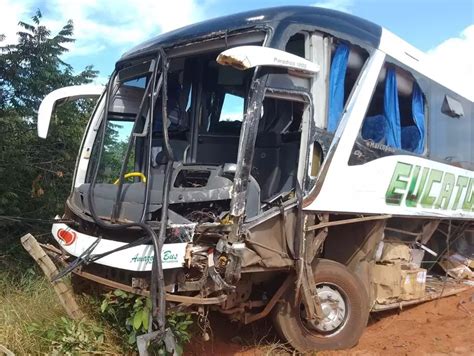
[1,0,473,96]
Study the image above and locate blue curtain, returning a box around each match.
[384,68,401,149]
[411,82,425,153]
[327,43,350,132]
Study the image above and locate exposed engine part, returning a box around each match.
[167,223,196,243]
[186,210,218,223]
[216,239,245,284]
[221,277,252,310]
[208,249,235,291]
[170,201,230,224]
[197,306,211,342]
[174,169,211,188]
[177,246,209,292]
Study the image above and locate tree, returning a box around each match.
[0,10,98,243]
[0,10,96,116]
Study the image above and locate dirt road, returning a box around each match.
[187,288,474,355]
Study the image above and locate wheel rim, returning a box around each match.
[301,283,349,335]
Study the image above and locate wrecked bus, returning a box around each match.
[37,6,473,352]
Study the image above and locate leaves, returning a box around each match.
[0,10,97,238]
[99,289,193,353]
[132,309,144,330]
[26,316,105,354]
[113,289,128,298]
[100,299,108,313]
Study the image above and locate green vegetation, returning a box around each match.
[0,11,191,355]
[0,11,100,352]
[0,10,194,355]
[0,10,97,246]
[100,289,193,354]
[0,10,101,353]
[0,267,124,354]
[0,266,193,355]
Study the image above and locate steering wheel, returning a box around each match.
[113,172,147,185]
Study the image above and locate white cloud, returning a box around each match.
[427,25,474,100]
[312,0,354,13]
[0,0,34,44]
[220,112,243,122]
[48,0,205,57]
[1,0,205,57]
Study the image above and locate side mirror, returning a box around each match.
[38,85,104,138]
[217,45,319,77]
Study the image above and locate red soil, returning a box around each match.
[186,288,474,355]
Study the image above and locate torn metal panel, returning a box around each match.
[217,45,319,76]
[229,76,266,222]
[244,213,295,268]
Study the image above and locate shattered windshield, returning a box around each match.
[88,49,254,184]
[151,51,252,166]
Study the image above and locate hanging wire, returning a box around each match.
[0,215,75,225]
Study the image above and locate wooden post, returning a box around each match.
[21,233,84,320]
[0,344,15,356]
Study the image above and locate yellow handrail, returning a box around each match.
[113,172,147,185]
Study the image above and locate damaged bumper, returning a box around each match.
[52,222,188,271]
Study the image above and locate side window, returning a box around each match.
[327,41,369,132]
[87,119,135,183]
[211,93,244,134]
[285,33,307,58]
[360,64,426,154]
[200,63,248,136]
[429,89,472,169]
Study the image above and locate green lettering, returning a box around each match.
[420,169,443,209]
[406,166,429,207]
[163,250,177,262]
[462,178,474,212]
[386,162,412,205]
[452,176,469,210]
[434,173,455,210]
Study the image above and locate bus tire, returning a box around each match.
[272,259,369,352]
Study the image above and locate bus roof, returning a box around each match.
[120,6,472,102]
[120,6,382,60]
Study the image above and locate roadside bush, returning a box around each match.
[100,289,193,355]
[0,268,123,355]
[27,317,105,355]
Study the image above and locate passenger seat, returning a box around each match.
[361,114,386,142]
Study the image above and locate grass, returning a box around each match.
[0,269,62,353]
[0,237,283,355]
[0,242,126,355]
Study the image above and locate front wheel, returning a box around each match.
[273,259,369,352]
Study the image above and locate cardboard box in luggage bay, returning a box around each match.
[372,262,427,304]
[379,242,411,263]
[400,266,426,301]
[372,262,401,304]
[377,241,425,268]
[439,253,474,279]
